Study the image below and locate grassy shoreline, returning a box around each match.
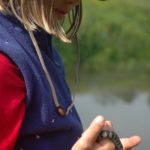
[66,69,150,93]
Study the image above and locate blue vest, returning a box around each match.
[0,13,83,150]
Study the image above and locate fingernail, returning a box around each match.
[95,116,104,124]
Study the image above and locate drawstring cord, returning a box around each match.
[66,34,80,115]
[28,29,79,116]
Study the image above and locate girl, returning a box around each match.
[0,0,141,149]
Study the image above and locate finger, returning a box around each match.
[121,136,141,149]
[103,120,114,131]
[95,139,115,150]
[82,116,105,145]
[105,120,113,127]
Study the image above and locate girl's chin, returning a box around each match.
[56,15,65,21]
[55,10,66,21]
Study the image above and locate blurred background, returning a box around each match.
[54,0,150,149]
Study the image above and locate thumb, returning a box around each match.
[121,136,141,149]
[82,116,105,144]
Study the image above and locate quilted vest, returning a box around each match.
[0,13,83,150]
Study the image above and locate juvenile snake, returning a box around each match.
[97,130,123,150]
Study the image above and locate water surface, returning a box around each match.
[75,90,150,150]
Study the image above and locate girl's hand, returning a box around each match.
[72,116,115,150]
[71,116,141,150]
[121,136,141,150]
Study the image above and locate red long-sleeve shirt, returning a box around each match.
[0,52,26,150]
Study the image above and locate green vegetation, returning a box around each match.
[54,0,150,75]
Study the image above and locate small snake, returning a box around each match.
[97,130,123,150]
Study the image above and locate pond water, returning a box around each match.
[75,88,150,150]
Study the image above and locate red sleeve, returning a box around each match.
[0,53,26,150]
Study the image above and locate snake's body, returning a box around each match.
[97,130,123,150]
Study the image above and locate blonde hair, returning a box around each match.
[0,0,82,42]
